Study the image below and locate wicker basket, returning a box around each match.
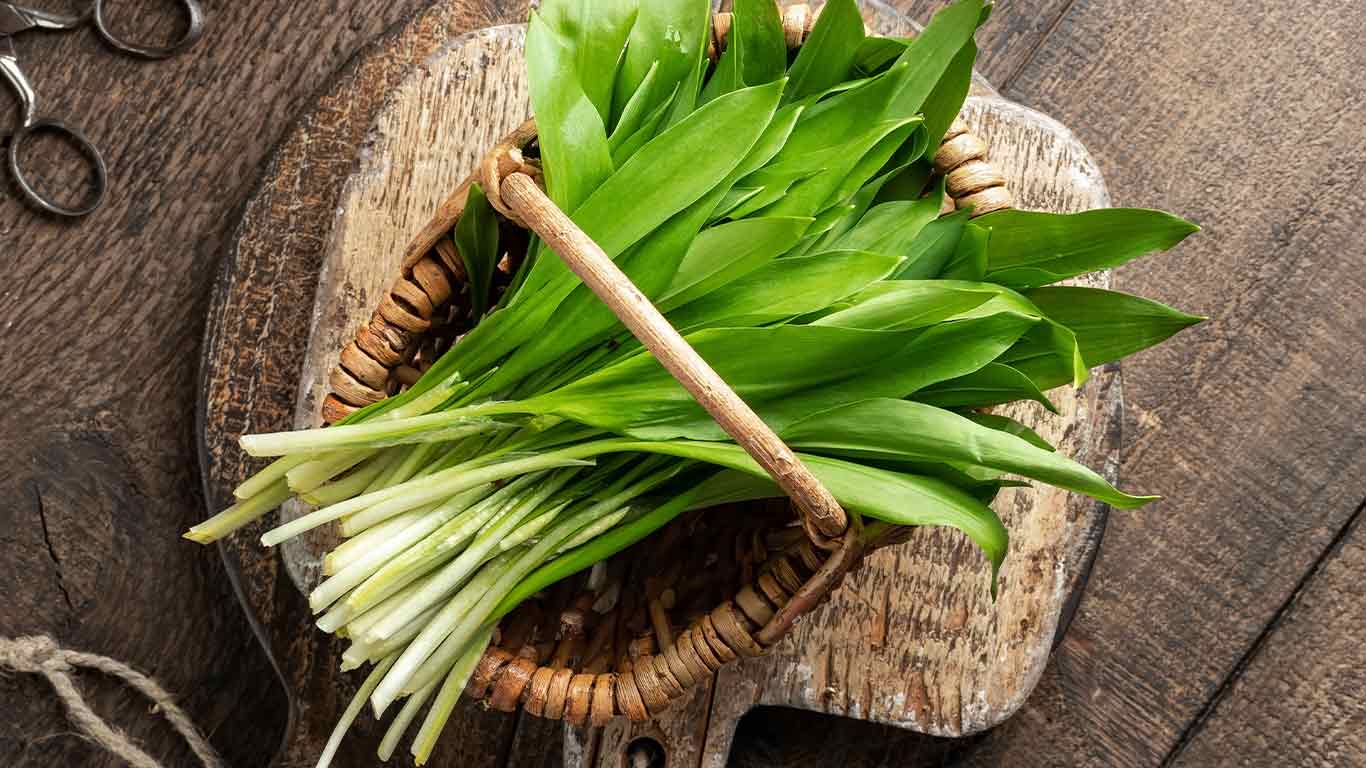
[319,4,1014,726]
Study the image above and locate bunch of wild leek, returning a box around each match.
[189,0,1201,763]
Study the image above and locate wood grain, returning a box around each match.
[0,2,473,767]
[1168,505,1366,767]
[944,0,1366,766]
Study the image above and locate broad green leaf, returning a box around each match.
[612,439,1009,585]
[609,98,673,166]
[882,0,983,120]
[723,170,820,221]
[827,122,930,208]
[538,0,639,122]
[873,160,934,206]
[780,399,1153,508]
[612,0,709,127]
[914,362,1058,412]
[666,250,902,332]
[977,208,1200,289]
[700,0,786,103]
[523,325,924,438]
[828,184,942,257]
[452,185,499,319]
[817,155,927,249]
[938,219,988,279]
[966,413,1055,452]
[785,0,865,102]
[756,311,1039,432]
[608,61,662,147]
[999,319,1090,388]
[527,12,615,213]
[893,206,968,278]
[548,78,787,283]
[758,117,923,219]
[1021,286,1205,387]
[920,38,976,150]
[658,217,813,310]
[854,36,911,76]
[814,279,998,330]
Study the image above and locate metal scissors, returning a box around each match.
[1,1,204,217]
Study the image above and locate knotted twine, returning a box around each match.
[0,635,223,768]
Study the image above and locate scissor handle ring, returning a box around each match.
[8,118,108,218]
[91,0,205,60]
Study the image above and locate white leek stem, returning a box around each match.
[315,654,396,768]
[410,628,493,765]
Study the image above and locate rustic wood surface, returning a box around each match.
[4,1,1364,767]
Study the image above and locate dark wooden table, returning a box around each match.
[3,1,1363,766]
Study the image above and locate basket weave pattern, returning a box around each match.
[319,4,1015,724]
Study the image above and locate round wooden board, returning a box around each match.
[197,3,1121,766]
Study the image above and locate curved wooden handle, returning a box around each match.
[499,172,850,543]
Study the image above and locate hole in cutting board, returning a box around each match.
[623,735,667,768]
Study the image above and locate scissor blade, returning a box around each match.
[0,5,31,36]
[0,4,82,35]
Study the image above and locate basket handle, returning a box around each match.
[499,172,850,545]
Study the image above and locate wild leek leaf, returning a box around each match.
[658,216,814,310]
[526,12,615,213]
[700,0,786,103]
[939,219,989,279]
[537,0,640,123]
[611,0,709,127]
[978,208,1200,289]
[1021,286,1205,387]
[779,399,1154,508]
[453,184,499,318]
[606,439,1010,579]
[827,184,943,257]
[914,362,1058,412]
[784,0,865,103]
[814,279,1001,331]
[665,250,902,332]
[966,413,1055,452]
[520,325,924,439]
[893,206,969,278]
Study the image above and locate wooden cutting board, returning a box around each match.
[198,3,1120,766]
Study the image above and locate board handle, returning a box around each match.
[499,171,851,546]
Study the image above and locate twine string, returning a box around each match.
[0,635,223,768]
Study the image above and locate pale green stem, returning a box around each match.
[361,446,414,495]
[395,492,636,697]
[322,508,425,576]
[308,483,498,614]
[370,550,520,714]
[378,677,438,762]
[337,571,441,641]
[185,479,292,544]
[287,450,371,494]
[306,453,398,509]
[315,653,396,768]
[410,628,493,765]
[233,455,310,500]
[264,448,603,546]
[240,410,506,457]
[554,506,632,554]
[357,472,577,641]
